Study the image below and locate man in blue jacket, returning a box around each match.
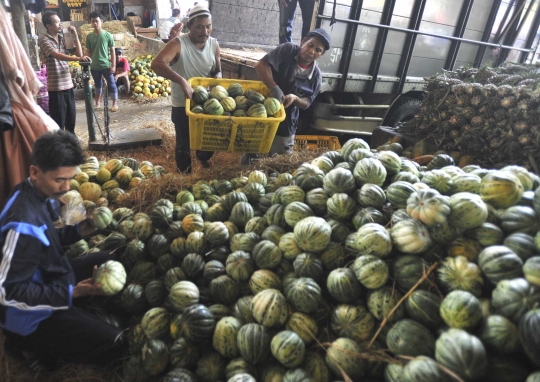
[0,130,127,370]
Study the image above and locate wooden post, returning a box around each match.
[10,0,30,58]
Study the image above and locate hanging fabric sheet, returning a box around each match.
[0,5,58,208]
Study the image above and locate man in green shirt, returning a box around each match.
[86,11,119,112]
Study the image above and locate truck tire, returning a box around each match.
[384,97,422,127]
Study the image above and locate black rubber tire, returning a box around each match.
[384,97,422,127]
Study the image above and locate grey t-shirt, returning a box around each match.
[171,34,217,107]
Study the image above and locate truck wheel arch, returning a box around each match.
[383,93,424,128]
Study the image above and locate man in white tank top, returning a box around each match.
[151,5,221,174]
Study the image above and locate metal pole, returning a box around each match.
[316,14,533,53]
[474,0,501,67]
[81,63,97,142]
[337,0,362,92]
[520,0,540,62]
[368,0,397,93]
[444,0,475,71]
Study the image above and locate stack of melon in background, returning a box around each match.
[191,82,281,119]
[63,138,540,382]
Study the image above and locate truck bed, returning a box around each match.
[220,48,267,80]
[220,48,266,67]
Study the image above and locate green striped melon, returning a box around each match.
[293,217,332,253]
[284,202,314,228]
[192,85,209,104]
[220,96,236,112]
[435,329,488,381]
[237,323,271,365]
[480,170,524,208]
[331,304,375,342]
[440,290,483,329]
[386,319,436,357]
[264,97,281,116]
[213,316,242,359]
[353,223,392,258]
[286,312,318,345]
[271,331,305,368]
[251,288,288,328]
[478,245,523,284]
[249,269,283,295]
[323,168,356,196]
[286,277,321,314]
[204,98,224,115]
[353,254,389,289]
[168,281,199,312]
[405,290,443,330]
[326,338,367,380]
[247,104,267,118]
[353,158,387,187]
[142,307,170,339]
[326,268,361,303]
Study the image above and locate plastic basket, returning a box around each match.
[186,78,286,153]
[294,135,341,151]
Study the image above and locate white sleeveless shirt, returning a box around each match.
[171,34,217,107]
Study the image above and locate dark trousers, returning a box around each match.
[279,0,316,44]
[3,251,128,367]
[171,106,213,172]
[48,88,76,134]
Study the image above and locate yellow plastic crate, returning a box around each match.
[294,135,341,151]
[186,78,286,153]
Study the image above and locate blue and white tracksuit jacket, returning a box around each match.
[0,179,83,336]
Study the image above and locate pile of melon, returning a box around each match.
[190,82,281,119]
[71,156,166,205]
[66,139,540,382]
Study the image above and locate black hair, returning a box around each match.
[31,130,86,172]
[89,11,103,20]
[42,11,58,30]
[172,9,181,17]
[126,12,136,17]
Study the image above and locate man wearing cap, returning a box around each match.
[151,4,221,174]
[241,28,330,165]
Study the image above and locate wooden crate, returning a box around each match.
[136,28,158,39]
[70,13,85,22]
[127,16,142,26]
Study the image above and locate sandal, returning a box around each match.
[110,106,119,112]
[94,105,101,110]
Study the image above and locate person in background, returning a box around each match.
[114,48,130,96]
[151,4,221,174]
[0,131,128,371]
[241,28,330,165]
[86,11,119,112]
[279,0,316,44]
[159,8,183,41]
[38,11,90,134]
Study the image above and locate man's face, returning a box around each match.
[188,16,212,44]
[298,37,326,65]
[30,165,78,199]
[91,17,102,30]
[46,14,62,34]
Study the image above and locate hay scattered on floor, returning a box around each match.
[116,148,325,211]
